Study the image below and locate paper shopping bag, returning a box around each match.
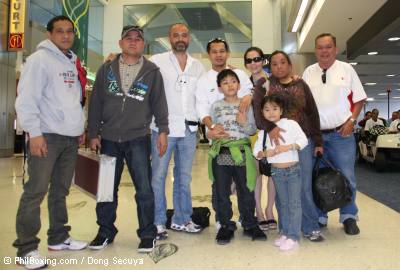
[96,154,116,202]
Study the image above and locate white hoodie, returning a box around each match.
[15,39,85,137]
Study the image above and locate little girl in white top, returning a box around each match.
[253,94,308,251]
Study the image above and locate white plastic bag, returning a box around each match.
[96,154,116,202]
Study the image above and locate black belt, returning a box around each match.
[185,120,200,126]
[321,123,344,133]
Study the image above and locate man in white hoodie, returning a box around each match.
[14,16,87,270]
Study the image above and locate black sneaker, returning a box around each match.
[88,234,113,250]
[318,222,327,228]
[304,230,324,242]
[138,238,155,253]
[244,227,267,241]
[343,218,360,235]
[216,227,234,245]
[199,139,209,144]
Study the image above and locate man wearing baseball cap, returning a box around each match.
[87,25,169,253]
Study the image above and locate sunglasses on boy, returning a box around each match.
[245,56,264,64]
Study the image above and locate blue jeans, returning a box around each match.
[271,164,302,241]
[317,131,358,224]
[96,136,156,240]
[152,127,197,226]
[299,138,321,235]
[13,134,78,257]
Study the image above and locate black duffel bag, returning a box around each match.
[166,207,211,229]
[312,155,353,212]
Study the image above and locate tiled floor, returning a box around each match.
[0,147,399,270]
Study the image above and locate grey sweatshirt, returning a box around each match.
[15,40,85,137]
[88,54,169,142]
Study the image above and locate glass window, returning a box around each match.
[123,1,252,55]
[30,0,103,55]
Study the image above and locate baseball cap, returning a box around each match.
[121,25,144,39]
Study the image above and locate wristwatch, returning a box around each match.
[349,117,357,125]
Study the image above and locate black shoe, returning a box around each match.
[318,222,327,228]
[252,227,267,241]
[138,238,155,253]
[88,234,113,250]
[304,230,324,242]
[199,139,209,144]
[244,227,267,241]
[343,218,360,235]
[216,227,234,245]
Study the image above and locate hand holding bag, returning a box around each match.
[312,155,353,212]
[259,131,271,176]
[96,154,116,202]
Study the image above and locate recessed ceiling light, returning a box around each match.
[388,37,400,41]
[396,89,400,91]
[349,62,358,65]
[386,74,396,77]
[368,51,378,55]
[366,98,375,101]
[378,93,387,96]
[364,82,377,86]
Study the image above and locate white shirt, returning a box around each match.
[195,67,253,122]
[389,119,400,132]
[253,118,308,164]
[150,51,205,137]
[364,118,384,131]
[303,60,367,130]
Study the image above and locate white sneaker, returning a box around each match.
[48,237,87,251]
[274,235,287,247]
[170,222,185,231]
[183,221,202,233]
[279,238,299,251]
[156,225,168,240]
[17,250,47,270]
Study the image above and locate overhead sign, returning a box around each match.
[8,0,25,51]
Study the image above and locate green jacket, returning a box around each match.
[208,138,256,191]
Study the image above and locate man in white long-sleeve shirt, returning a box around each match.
[13,16,87,270]
[195,38,253,139]
[149,23,205,239]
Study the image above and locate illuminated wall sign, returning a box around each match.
[8,0,26,51]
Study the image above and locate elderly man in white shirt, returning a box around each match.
[150,23,205,239]
[364,108,384,131]
[195,38,253,227]
[302,33,366,235]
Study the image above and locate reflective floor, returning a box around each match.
[0,147,399,270]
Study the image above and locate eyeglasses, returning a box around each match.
[245,56,264,64]
[321,68,327,84]
[175,74,188,92]
[208,37,225,44]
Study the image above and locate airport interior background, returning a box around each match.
[0,0,399,269]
